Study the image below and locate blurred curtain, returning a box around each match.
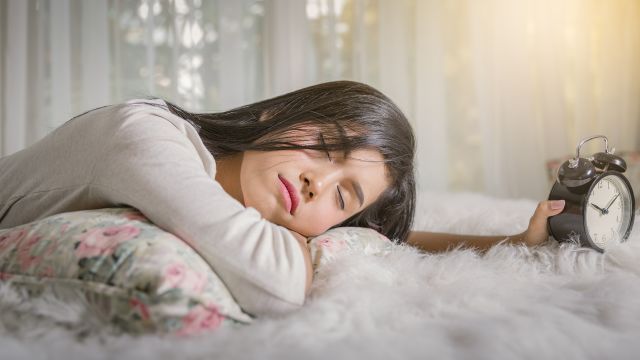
[2,0,640,200]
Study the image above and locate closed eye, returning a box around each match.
[325,149,332,162]
[319,134,344,210]
[327,151,346,210]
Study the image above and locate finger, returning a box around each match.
[531,200,565,225]
[547,199,565,213]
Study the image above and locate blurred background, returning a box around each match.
[1,0,640,201]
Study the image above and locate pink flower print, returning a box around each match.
[39,266,55,278]
[0,228,27,255]
[316,237,331,247]
[161,262,206,294]
[177,304,223,336]
[124,211,148,222]
[129,298,151,321]
[316,237,346,253]
[16,233,44,272]
[0,272,13,281]
[74,225,140,259]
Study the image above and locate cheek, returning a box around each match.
[296,204,343,236]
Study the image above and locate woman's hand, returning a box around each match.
[515,199,565,246]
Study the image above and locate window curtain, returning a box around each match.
[2,0,640,200]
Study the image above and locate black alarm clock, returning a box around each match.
[548,135,635,252]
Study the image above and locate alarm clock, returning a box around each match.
[548,135,635,252]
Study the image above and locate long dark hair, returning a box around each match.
[163,81,415,242]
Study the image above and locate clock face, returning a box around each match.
[585,173,634,249]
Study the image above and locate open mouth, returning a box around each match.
[278,175,300,215]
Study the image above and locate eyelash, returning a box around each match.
[322,140,345,210]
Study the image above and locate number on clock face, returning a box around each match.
[585,174,633,248]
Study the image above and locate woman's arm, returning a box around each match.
[407,199,566,254]
[407,231,523,253]
[94,107,310,317]
[290,231,313,295]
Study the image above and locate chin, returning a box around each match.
[296,226,328,238]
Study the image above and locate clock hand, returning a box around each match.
[604,193,620,212]
[590,203,607,215]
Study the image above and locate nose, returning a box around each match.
[300,167,340,201]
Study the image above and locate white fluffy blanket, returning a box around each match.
[2,192,640,360]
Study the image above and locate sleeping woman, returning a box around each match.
[0,81,564,317]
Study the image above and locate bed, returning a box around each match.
[1,191,639,359]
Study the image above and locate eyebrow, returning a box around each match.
[352,180,364,208]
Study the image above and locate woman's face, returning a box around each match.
[240,148,389,237]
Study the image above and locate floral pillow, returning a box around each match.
[0,208,393,335]
[0,207,252,335]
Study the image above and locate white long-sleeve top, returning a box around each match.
[0,99,307,317]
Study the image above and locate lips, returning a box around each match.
[278,175,300,215]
